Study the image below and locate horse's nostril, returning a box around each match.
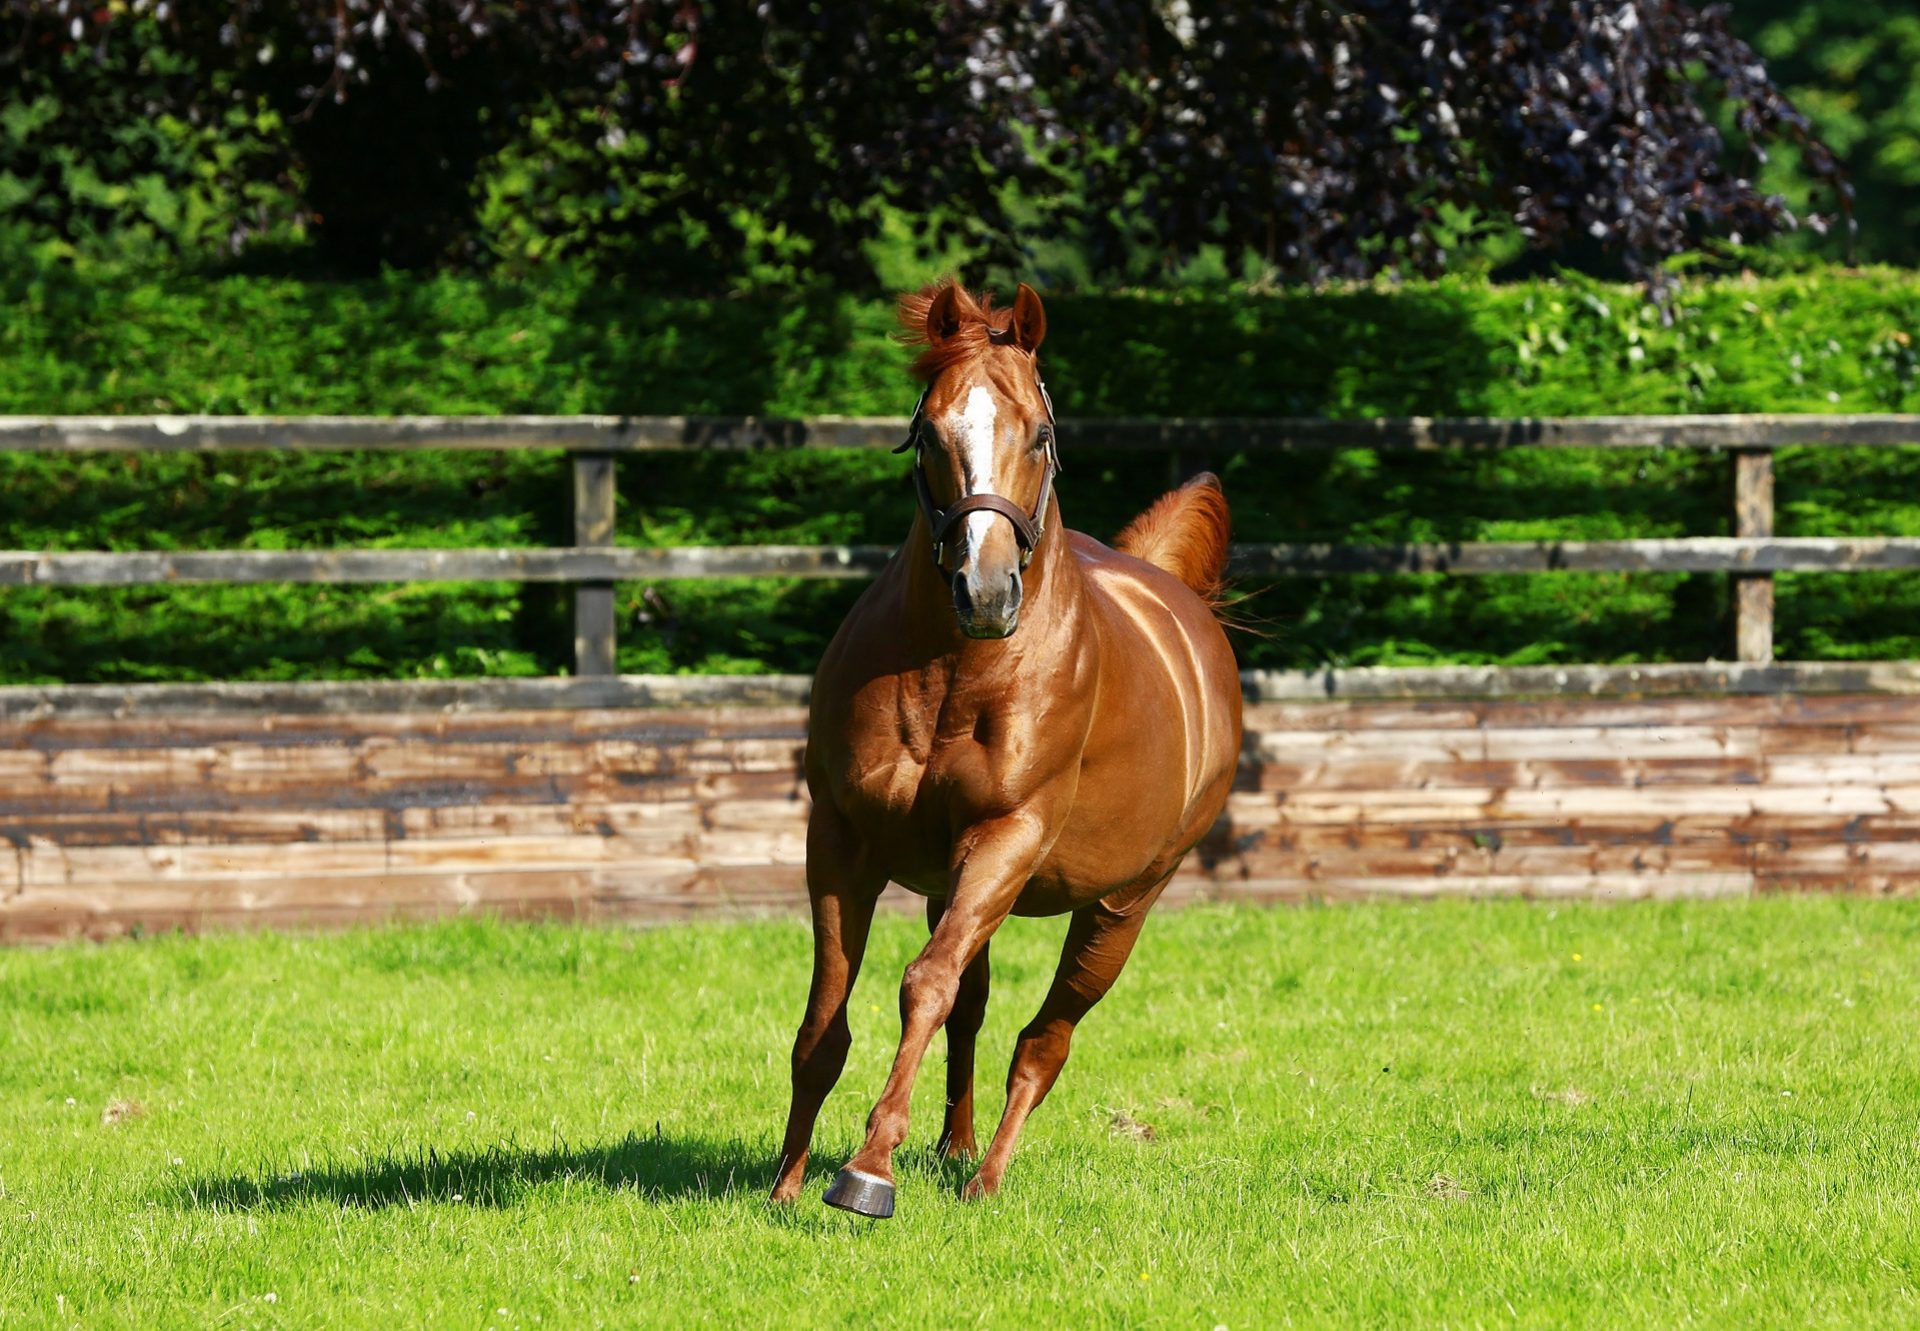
[1007,572,1023,608]
[952,575,974,617]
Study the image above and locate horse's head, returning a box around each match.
[900,281,1057,641]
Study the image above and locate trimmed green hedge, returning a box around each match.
[7,265,1918,417]
[2,266,1918,683]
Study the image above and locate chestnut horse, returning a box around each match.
[768,281,1242,1218]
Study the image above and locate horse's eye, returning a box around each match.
[1033,424,1053,452]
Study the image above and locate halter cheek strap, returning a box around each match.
[894,375,1061,569]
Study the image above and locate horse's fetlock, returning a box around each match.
[864,1104,910,1153]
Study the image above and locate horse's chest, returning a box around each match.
[832,694,1006,825]
[840,744,930,817]
[831,717,1019,895]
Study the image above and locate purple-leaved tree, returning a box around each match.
[5,0,1846,284]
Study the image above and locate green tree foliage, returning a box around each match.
[0,6,289,264]
[2,1,1848,285]
[1729,1,1920,267]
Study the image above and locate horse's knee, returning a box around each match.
[899,954,961,1021]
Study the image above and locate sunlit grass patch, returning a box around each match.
[2,897,1917,1328]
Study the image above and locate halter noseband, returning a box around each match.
[892,367,1061,570]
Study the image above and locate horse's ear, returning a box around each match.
[926,284,965,345]
[1009,283,1047,353]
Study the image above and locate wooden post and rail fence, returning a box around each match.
[3,413,1919,939]
[7,413,1920,672]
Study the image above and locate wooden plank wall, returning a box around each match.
[4,694,1917,942]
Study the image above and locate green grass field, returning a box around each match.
[3,898,1918,1328]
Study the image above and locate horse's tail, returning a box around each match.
[1113,472,1231,608]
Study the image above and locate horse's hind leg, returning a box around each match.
[926,894,991,1160]
[964,874,1170,1201]
[769,804,884,1205]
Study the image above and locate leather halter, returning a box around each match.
[893,363,1060,570]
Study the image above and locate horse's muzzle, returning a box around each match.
[952,569,1023,639]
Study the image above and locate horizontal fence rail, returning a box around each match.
[9,537,1920,588]
[1232,537,1920,576]
[8,413,1920,675]
[0,545,891,586]
[3,413,1919,454]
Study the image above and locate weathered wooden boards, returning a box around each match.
[0,675,819,721]
[1205,693,1920,904]
[3,691,1917,943]
[0,707,815,941]
[9,662,1920,725]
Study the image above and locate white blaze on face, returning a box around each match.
[940,384,1001,564]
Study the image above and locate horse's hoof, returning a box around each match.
[960,1173,996,1203]
[823,1167,896,1219]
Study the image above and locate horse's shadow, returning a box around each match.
[176,1131,778,1212]
[175,1132,978,1214]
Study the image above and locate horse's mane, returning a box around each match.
[896,281,1018,383]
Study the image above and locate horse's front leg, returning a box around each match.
[822,813,1045,1218]
[769,802,885,1205]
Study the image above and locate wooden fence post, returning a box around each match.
[572,452,617,677]
[1733,448,1774,664]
